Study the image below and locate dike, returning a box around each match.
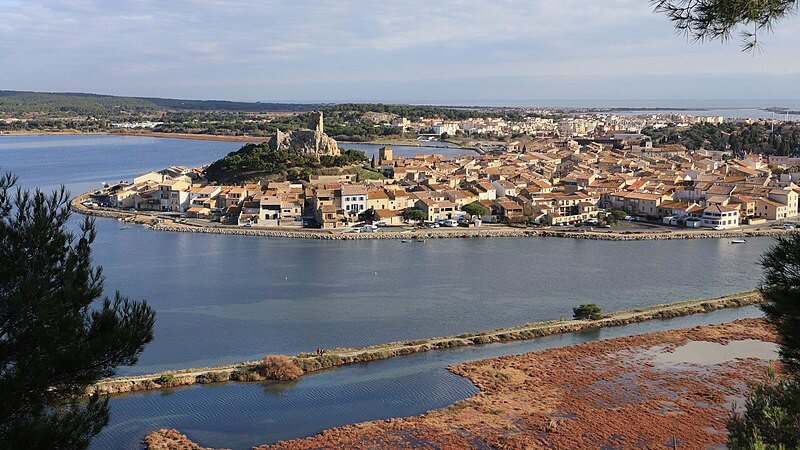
[87,290,762,396]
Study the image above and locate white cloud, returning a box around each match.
[1,0,798,101]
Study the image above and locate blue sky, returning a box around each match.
[1,0,799,104]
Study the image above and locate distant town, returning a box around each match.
[78,108,800,237]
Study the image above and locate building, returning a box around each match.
[701,204,740,229]
[341,185,368,218]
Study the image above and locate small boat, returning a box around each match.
[401,239,412,243]
[119,226,131,230]
[731,239,747,244]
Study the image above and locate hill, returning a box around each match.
[204,143,368,184]
[0,90,321,117]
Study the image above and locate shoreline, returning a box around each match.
[252,318,776,449]
[71,194,797,242]
[1,129,479,151]
[88,290,762,397]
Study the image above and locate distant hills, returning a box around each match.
[0,90,323,117]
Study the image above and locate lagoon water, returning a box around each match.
[0,135,773,448]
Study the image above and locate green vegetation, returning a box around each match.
[156,374,175,384]
[0,90,316,117]
[0,171,155,448]
[401,208,427,222]
[358,208,379,223]
[642,122,800,156]
[727,235,800,449]
[353,167,387,181]
[573,304,603,320]
[463,202,489,217]
[653,0,799,51]
[324,103,500,121]
[204,143,368,183]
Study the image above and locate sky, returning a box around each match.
[1,0,799,105]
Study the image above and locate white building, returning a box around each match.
[701,204,740,229]
[341,185,368,217]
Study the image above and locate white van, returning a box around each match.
[442,219,459,227]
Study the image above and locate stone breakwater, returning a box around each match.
[88,291,762,397]
[149,223,796,241]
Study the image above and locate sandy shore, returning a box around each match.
[145,317,778,449]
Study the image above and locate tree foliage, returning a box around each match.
[0,172,156,449]
[401,208,426,222]
[642,122,800,156]
[726,235,800,449]
[463,202,489,217]
[759,235,800,376]
[727,367,800,449]
[572,304,602,320]
[204,143,368,183]
[652,0,799,51]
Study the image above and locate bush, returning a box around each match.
[727,367,800,449]
[260,355,304,381]
[573,304,602,320]
[155,374,174,384]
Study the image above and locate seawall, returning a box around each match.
[71,194,797,241]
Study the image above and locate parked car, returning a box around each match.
[442,219,459,227]
[784,223,797,229]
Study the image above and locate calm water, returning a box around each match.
[97,306,761,450]
[0,135,773,448]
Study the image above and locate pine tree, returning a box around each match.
[0,172,155,449]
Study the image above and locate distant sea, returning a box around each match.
[412,99,800,120]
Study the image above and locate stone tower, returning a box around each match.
[379,146,393,162]
[308,111,324,134]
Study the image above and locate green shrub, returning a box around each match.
[156,374,174,384]
[573,304,602,320]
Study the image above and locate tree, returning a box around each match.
[653,0,799,51]
[727,366,800,449]
[359,207,379,224]
[726,235,800,448]
[760,235,800,377]
[463,202,489,218]
[0,172,156,449]
[573,304,602,320]
[401,207,426,223]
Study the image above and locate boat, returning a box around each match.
[119,226,131,230]
[731,239,747,244]
[401,239,412,243]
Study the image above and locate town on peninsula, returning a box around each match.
[77,108,800,238]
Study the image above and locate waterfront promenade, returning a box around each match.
[72,192,797,242]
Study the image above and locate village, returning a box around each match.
[83,119,800,236]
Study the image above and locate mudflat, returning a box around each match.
[145,318,777,449]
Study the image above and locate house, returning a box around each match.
[341,185,368,218]
[259,195,282,226]
[416,198,459,221]
[492,180,518,198]
[494,198,524,219]
[701,204,740,229]
[768,189,799,217]
[755,197,790,221]
[158,180,191,212]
